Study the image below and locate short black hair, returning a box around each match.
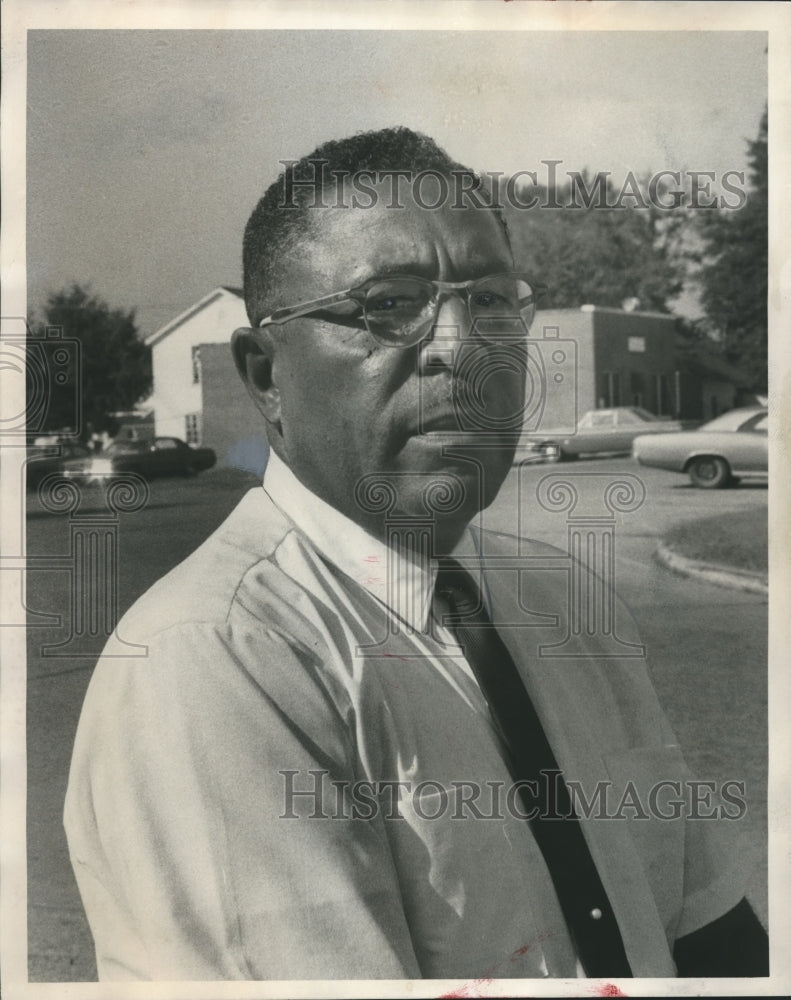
[242,126,497,326]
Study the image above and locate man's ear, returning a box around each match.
[230,327,282,426]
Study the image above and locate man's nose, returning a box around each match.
[418,293,471,371]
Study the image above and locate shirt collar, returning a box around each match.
[263,451,437,633]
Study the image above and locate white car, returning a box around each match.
[633,407,768,488]
[525,407,684,461]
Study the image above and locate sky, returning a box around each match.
[26,29,767,339]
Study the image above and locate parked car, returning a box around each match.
[73,437,216,481]
[632,407,767,488]
[525,407,685,461]
[26,441,94,489]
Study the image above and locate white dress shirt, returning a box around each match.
[64,454,752,981]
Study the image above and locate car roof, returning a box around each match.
[711,406,766,416]
[700,407,767,431]
[587,407,649,415]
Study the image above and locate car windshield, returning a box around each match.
[614,408,655,425]
[699,410,764,432]
[585,412,615,427]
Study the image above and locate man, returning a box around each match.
[65,127,766,981]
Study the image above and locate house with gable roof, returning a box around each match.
[144,286,268,474]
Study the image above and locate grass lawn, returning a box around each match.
[665,507,768,574]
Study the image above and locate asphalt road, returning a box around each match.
[490,461,768,740]
[23,457,768,982]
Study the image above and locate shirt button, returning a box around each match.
[589,907,603,920]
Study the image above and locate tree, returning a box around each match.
[502,172,688,314]
[29,284,152,438]
[694,109,767,392]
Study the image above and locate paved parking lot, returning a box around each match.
[22,456,768,981]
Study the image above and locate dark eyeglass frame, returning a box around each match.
[257,272,547,346]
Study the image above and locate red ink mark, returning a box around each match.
[441,935,549,994]
[363,555,379,563]
[382,652,410,661]
[440,979,492,998]
[594,985,628,998]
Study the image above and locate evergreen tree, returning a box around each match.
[694,109,767,391]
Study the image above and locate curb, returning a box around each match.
[654,543,768,597]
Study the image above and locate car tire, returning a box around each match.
[541,443,561,463]
[688,456,731,489]
[557,448,578,462]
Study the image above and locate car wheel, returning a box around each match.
[557,448,578,462]
[688,456,731,489]
[540,443,561,463]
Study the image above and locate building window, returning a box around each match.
[185,413,201,445]
[630,371,645,408]
[655,373,674,416]
[191,345,201,384]
[598,371,621,408]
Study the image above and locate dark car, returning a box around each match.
[26,441,94,489]
[74,437,216,481]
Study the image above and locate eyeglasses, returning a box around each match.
[257,272,546,347]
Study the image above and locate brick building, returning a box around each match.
[527,305,742,429]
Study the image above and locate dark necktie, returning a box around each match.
[435,558,633,978]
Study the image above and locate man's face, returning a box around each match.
[267,183,527,544]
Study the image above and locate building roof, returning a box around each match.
[110,409,154,420]
[578,304,675,321]
[145,286,245,347]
